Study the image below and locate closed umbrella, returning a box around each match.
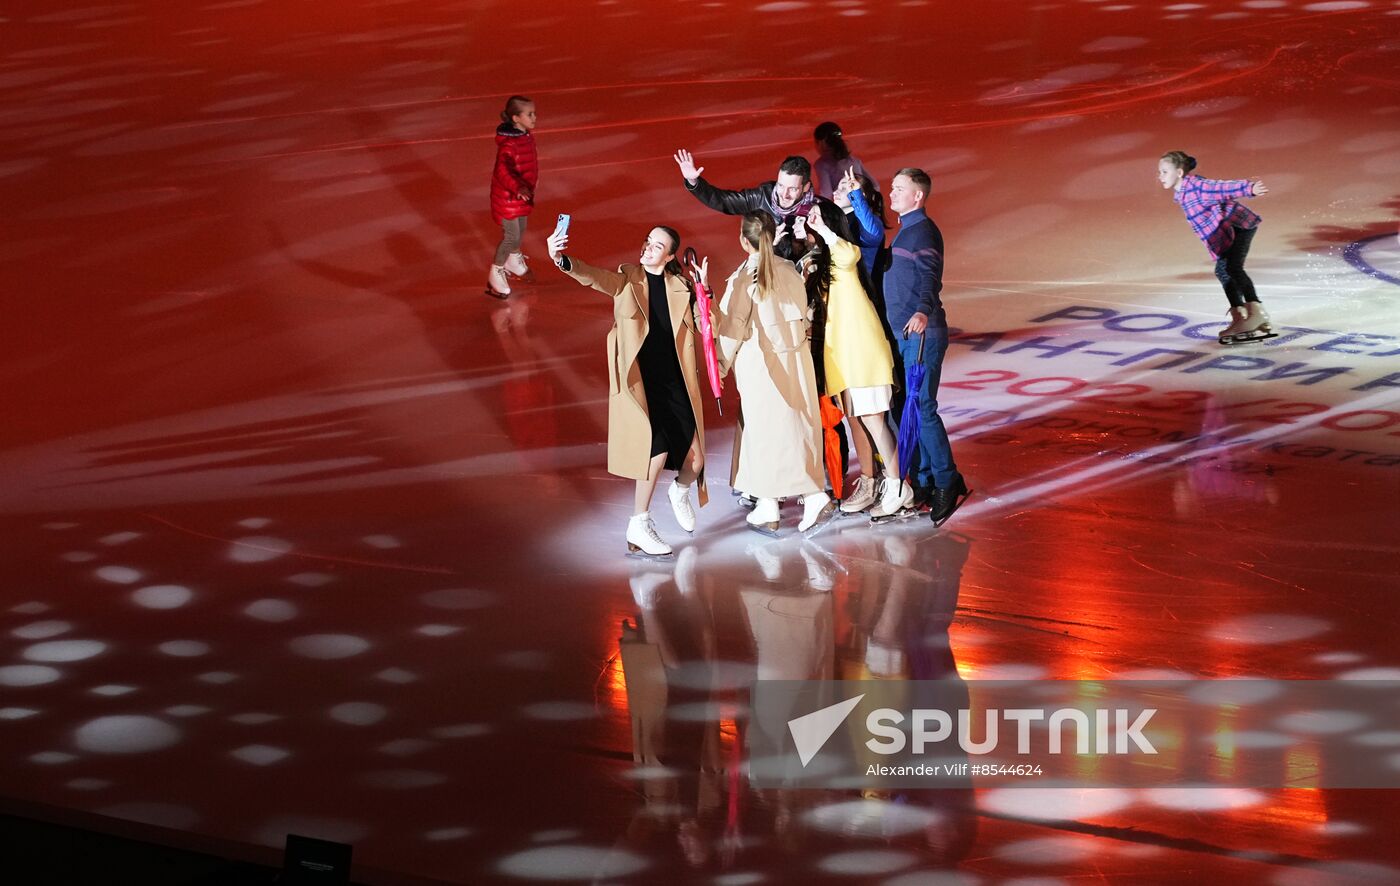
[896,331,926,490]
[820,395,845,500]
[682,247,723,415]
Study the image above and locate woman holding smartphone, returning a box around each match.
[547,217,709,558]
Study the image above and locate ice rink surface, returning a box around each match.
[1,0,1398,882]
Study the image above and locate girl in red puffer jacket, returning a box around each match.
[488,95,539,298]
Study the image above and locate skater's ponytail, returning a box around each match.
[813,121,850,161]
[500,95,533,126]
[1161,150,1197,174]
[740,211,778,300]
[657,225,695,300]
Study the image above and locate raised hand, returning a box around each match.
[673,149,704,184]
[690,255,710,288]
[1251,180,1270,196]
[546,226,569,261]
[805,205,826,233]
[834,167,859,200]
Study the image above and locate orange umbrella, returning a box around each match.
[819,395,845,499]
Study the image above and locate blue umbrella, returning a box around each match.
[896,331,926,490]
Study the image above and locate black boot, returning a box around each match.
[928,476,971,527]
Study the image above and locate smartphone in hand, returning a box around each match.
[554,213,571,236]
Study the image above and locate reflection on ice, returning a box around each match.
[417,624,465,636]
[90,684,138,697]
[289,634,371,658]
[1142,787,1266,811]
[1275,710,1369,735]
[95,565,143,584]
[1272,860,1400,886]
[24,640,106,662]
[74,715,180,753]
[329,702,387,726]
[243,599,298,621]
[979,787,1134,820]
[12,620,73,640]
[1187,679,1284,705]
[994,835,1100,864]
[495,845,649,880]
[378,738,433,757]
[883,872,983,886]
[0,665,63,687]
[1338,668,1400,681]
[132,585,193,609]
[228,536,293,563]
[1202,730,1298,750]
[801,798,943,838]
[158,640,210,657]
[815,849,918,874]
[1209,615,1331,645]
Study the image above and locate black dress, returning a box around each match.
[636,271,696,470]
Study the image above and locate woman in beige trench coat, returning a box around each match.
[712,212,835,537]
[547,222,708,557]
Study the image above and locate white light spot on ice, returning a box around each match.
[74,715,180,753]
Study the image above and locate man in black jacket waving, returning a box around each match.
[673,149,840,260]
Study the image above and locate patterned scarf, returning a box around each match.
[768,183,818,228]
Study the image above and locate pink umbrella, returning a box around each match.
[682,247,724,415]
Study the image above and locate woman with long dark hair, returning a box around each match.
[798,204,910,521]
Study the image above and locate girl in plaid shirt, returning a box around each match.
[1158,151,1275,344]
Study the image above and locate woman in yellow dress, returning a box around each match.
[801,205,912,520]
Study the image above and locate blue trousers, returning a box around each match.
[896,329,959,489]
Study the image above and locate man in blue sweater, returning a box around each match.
[887,169,969,525]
